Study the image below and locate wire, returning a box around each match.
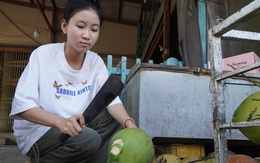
[0,8,41,45]
[0,29,48,38]
[0,64,16,87]
[36,9,40,32]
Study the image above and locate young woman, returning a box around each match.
[9,0,137,162]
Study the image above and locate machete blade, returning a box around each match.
[58,74,124,142]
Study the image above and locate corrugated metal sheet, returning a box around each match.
[9,0,142,24]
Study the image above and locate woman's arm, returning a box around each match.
[18,107,85,137]
[107,103,137,128]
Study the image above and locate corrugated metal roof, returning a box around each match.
[1,0,141,25]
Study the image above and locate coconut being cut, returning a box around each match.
[107,128,155,163]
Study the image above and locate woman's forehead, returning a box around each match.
[70,10,100,25]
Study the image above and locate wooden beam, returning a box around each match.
[170,0,176,14]
[145,21,163,62]
[118,0,123,20]
[35,0,54,33]
[29,0,34,4]
[51,0,57,8]
[163,0,170,61]
[50,0,57,42]
[104,17,138,26]
[0,0,53,10]
[98,53,136,59]
[0,51,3,93]
[41,0,45,10]
[141,0,164,61]
[0,47,34,53]
[123,0,140,4]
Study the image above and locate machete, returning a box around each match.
[58,74,124,142]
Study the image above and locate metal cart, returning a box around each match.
[208,1,260,162]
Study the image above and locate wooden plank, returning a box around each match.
[0,47,34,53]
[145,20,163,62]
[167,144,205,158]
[50,0,57,42]
[141,1,164,61]
[0,0,53,10]
[163,0,170,61]
[170,0,176,14]
[99,53,136,59]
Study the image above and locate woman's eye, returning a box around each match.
[92,29,98,32]
[76,25,84,28]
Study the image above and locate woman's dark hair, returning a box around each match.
[64,0,104,26]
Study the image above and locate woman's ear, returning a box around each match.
[61,19,67,34]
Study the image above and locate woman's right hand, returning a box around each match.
[56,114,85,137]
[18,107,86,138]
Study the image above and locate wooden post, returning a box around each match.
[50,0,57,43]
[163,0,170,62]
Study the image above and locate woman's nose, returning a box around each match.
[82,30,90,39]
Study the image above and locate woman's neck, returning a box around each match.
[64,43,86,70]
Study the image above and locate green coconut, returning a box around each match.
[107,128,155,163]
[232,91,260,144]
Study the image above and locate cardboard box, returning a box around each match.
[155,144,205,158]
[222,52,260,73]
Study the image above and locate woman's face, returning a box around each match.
[61,9,100,54]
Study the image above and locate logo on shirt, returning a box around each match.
[53,80,92,100]
[53,81,62,89]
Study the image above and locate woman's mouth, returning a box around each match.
[80,42,90,48]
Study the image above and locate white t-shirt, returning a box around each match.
[9,42,122,155]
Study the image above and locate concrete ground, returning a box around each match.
[0,145,27,163]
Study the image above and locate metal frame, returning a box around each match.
[208,1,260,162]
[106,55,153,103]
